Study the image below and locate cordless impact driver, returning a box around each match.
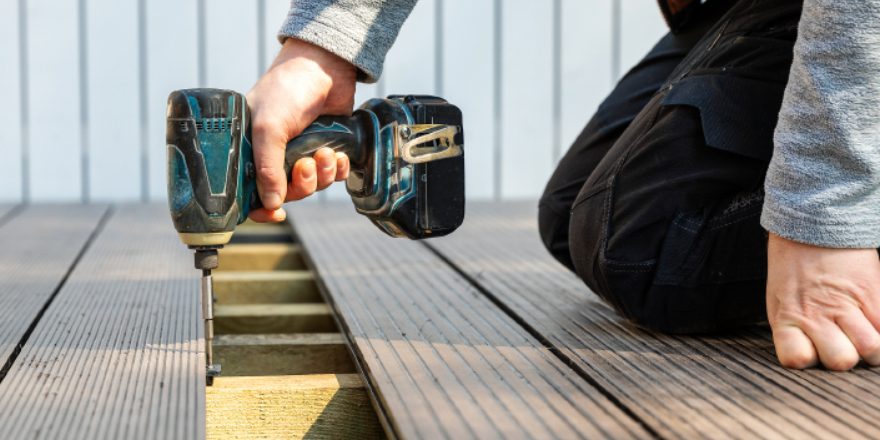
[166,88,465,385]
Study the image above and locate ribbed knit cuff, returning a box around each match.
[761,201,880,248]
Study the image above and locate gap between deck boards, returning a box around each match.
[421,241,661,439]
[288,210,657,440]
[208,221,385,440]
[0,205,112,384]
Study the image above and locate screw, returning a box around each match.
[399,126,411,140]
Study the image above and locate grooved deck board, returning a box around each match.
[289,204,651,440]
[0,204,205,440]
[428,201,880,440]
[0,204,107,369]
[0,204,17,224]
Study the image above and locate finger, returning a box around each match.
[287,158,318,201]
[804,321,860,371]
[251,117,288,210]
[335,152,349,181]
[313,148,337,191]
[838,312,880,366]
[773,325,819,369]
[247,207,287,223]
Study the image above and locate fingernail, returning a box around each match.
[302,162,316,179]
[319,153,335,170]
[261,192,281,208]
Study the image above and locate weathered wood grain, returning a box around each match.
[213,271,320,304]
[289,204,651,440]
[0,204,205,440]
[428,201,880,440]
[207,374,385,440]
[213,333,355,376]
[0,204,106,370]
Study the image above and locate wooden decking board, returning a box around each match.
[427,201,880,440]
[0,204,19,226]
[721,330,880,430]
[288,204,650,440]
[0,204,205,440]
[0,204,107,372]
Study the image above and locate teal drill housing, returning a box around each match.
[166,88,465,245]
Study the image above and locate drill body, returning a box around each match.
[167,88,465,244]
[166,88,465,384]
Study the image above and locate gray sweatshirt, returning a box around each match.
[279,0,880,249]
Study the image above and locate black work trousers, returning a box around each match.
[539,0,803,333]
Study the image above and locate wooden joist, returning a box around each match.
[228,222,293,244]
[207,374,384,440]
[0,204,205,440]
[218,243,305,271]
[214,304,336,334]
[0,204,107,370]
[289,204,650,440]
[428,202,880,440]
[213,333,355,376]
[213,271,320,304]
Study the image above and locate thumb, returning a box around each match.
[250,114,289,211]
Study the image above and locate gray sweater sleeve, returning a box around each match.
[278,0,417,83]
[762,0,880,248]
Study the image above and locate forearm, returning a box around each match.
[279,0,418,83]
[762,0,880,248]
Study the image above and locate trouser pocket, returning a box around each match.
[655,189,768,287]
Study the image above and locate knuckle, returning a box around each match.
[250,118,275,137]
[860,337,880,357]
[826,355,859,371]
[779,351,815,369]
[257,165,280,180]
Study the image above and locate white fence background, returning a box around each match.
[0,0,667,203]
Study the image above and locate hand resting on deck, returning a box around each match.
[768,233,880,370]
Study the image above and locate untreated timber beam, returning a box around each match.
[214,304,336,334]
[217,243,305,271]
[212,271,320,304]
[228,223,293,244]
[213,333,355,376]
[207,374,385,440]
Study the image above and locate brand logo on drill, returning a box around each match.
[301,122,353,135]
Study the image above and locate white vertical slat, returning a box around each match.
[500,0,554,199]
[0,0,23,202]
[262,0,290,74]
[204,0,259,93]
[382,0,436,95]
[560,0,614,152]
[27,0,81,201]
[354,78,380,107]
[619,0,668,77]
[86,0,140,201]
[443,0,494,200]
[146,0,199,201]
